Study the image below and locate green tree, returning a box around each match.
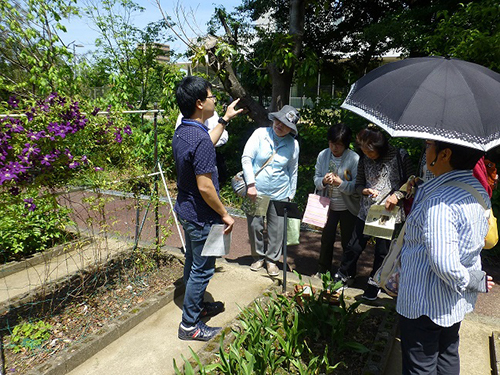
[85,0,179,110]
[424,0,500,72]
[0,0,80,100]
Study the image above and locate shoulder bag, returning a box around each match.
[445,180,498,249]
[231,151,276,197]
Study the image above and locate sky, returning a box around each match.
[60,0,242,60]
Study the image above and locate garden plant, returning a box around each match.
[174,273,385,374]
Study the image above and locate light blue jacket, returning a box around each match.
[242,127,299,200]
[314,148,360,216]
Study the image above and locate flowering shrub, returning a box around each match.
[0,93,133,192]
[0,93,135,260]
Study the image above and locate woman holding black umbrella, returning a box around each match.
[339,56,500,375]
[397,141,494,374]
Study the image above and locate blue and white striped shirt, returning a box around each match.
[396,170,490,327]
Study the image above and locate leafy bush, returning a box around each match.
[131,112,178,179]
[0,193,73,261]
[0,93,142,260]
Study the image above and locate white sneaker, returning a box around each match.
[250,259,265,271]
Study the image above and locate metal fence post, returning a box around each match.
[153,103,159,248]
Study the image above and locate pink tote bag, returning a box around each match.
[302,193,330,228]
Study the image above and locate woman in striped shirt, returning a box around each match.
[397,140,495,374]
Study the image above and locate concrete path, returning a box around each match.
[67,258,277,375]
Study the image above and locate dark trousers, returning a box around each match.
[399,315,461,375]
[338,218,396,278]
[318,209,357,274]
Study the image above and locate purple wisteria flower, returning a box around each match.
[124,125,132,135]
[64,148,73,160]
[0,132,12,143]
[17,154,31,164]
[23,198,36,212]
[91,107,100,116]
[95,167,103,171]
[47,121,73,139]
[7,118,25,133]
[81,155,88,164]
[46,92,58,105]
[0,148,7,163]
[26,130,46,141]
[7,96,19,108]
[114,128,123,143]
[0,168,15,185]
[26,110,35,122]
[37,100,50,112]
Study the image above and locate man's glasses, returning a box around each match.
[206,95,217,103]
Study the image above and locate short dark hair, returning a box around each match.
[327,123,352,148]
[175,76,212,118]
[356,126,389,156]
[434,141,484,170]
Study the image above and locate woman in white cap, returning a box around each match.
[241,105,300,276]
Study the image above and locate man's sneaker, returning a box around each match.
[266,261,280,277]
[178,321,222,341]
[250,258,265,271]
[362,278,381,301]
[200,301,225,318]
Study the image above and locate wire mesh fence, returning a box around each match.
[0,105,187,373]
[0,174,186,373]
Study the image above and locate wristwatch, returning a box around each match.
[218,117,229,126]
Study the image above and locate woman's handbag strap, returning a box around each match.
[255,150,277,178]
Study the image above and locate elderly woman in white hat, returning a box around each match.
[241,105,300,276]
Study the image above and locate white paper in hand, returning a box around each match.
[201,224,231,256]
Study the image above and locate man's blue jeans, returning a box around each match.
[179,218,216,326]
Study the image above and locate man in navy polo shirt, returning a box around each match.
[174,76,242,341]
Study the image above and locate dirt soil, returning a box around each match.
[1,250,184,374]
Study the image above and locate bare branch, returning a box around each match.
[216,9,237,46]
[154,0,195,50]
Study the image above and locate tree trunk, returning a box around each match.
[205,41,270,126]
[269,65,293,112]
[205,0,305,118]
[268,0,305,111]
